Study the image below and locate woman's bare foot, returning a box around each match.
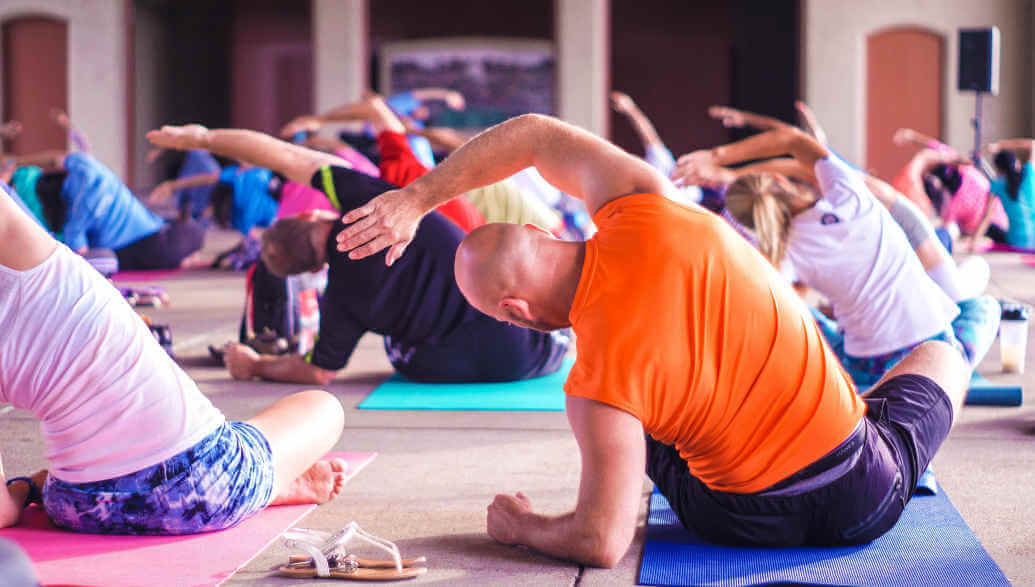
[270,458,349,506]
[179,250,214,269]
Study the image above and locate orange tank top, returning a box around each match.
[564,194,865,493]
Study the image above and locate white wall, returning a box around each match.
[803,0,1032,163]
[0,0,129,178]
[312,0,367,113]
[555,0,609,136]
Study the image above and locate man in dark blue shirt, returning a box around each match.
[148,124,568,384]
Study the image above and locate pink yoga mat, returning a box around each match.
[110,269,182,282]
[0,451,376,587]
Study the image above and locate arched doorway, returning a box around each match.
[2,15,68,154]
[866,27,943,180]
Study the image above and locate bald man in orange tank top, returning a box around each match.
[329,114,970,567]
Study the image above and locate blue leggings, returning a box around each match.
[43,422,274,535]
[810,295,1000,386]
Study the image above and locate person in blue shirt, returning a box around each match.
[973,138,1035,249]
[12,151,206,270]
[149,160,282,236]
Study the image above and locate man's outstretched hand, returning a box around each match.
[146,124,209,152]
[335,188,429,265]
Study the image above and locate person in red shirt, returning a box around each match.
[280,94,484,232]
[330,113,970,566]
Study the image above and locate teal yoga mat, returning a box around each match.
[357,357,574,411]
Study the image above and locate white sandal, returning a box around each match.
[277,522,427,581]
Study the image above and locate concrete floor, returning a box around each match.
[2,233,1034,586]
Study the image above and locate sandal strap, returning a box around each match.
[282,529,333,577]
[283,522,403,573]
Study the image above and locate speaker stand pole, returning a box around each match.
[971,90,984,165]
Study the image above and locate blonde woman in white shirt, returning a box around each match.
[674,127,999,385]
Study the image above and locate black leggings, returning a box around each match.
[115,220,205,270]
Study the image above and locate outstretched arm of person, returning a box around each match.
[147,125,347,186]
[1,150,68,172]
[147,172,220,203]
[611,91,666,150]
[794,101,829,147]
[671,156,815,190]
[674,127,828,186]
[223,343,336,385]
[735,157,818,184]
[864,174,954,269]
[893,127,951,152]
[404,120,470,154]
[51,108,90,153]
[336,113,676,264]
[409,87,466,110]
[280,95,407,138]
[986,138,1035,161]
[486,396,645,568]
[708,105,793,133]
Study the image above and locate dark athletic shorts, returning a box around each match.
[115,219,205,270]
[647,374,954,546]
[383,315,571,383]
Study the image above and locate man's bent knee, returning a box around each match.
[894,340,969,418]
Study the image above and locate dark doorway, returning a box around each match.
[610,0,800,159]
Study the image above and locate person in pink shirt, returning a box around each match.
[892,128,1008,250]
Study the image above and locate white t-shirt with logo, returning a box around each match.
[0,245,225,483]
[786,155,959,357]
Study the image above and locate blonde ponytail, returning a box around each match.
[725,173,796,266]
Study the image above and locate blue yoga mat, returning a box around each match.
[639,487,1008,587]
[964,373,1022,407]
[357,357,573,411]
[856,372,1021,407]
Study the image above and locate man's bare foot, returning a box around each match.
[270,458,349,506]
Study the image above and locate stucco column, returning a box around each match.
[312,0,367,112]
[555,0,610,137]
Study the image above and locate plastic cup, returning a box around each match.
[999,303,1030,374]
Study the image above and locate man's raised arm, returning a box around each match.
[335,113,676,265]
[146,125,348,186]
